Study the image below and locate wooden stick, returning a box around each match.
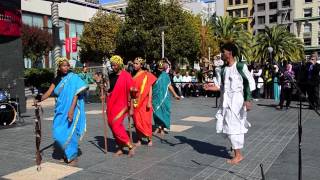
[128,116,133,143]
[100,85,108,155]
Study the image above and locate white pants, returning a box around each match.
[228,134,244,149]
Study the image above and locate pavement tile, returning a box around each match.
[181,116,214,122]
[2,162,82,180]
[169,125,192,132]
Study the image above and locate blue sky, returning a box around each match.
[100,0,121,4]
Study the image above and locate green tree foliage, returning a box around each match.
[116,0,162,62]
[211,16,253,61]
[254,25,304,63]
[116,0,200,66]
[21,24,53,67]
[79,10,122,63]
[161,1,200,66]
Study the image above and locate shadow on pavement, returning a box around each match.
[89,136,117,153]
[51,142,82,161]
[174,136,232,159]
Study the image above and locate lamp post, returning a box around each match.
[159,26,168,59]
[268,46,273,64]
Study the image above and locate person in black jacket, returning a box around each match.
[306,54,320,110]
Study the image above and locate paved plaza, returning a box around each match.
[0,97,319,180]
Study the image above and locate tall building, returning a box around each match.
[22,0,115,68]
[293,0,320,55]
[253,0,293,34]
[224,0,254,31]
[216,0,225,16]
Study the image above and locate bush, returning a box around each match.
[24,68,54,93]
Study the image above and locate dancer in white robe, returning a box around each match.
[204,43,255,164]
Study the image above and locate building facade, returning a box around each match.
[224,0,254,31]
[253,0,293,34]
[293,0,320,55]
[22,0,114,68]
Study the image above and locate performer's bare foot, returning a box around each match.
[227,156,243,165]
[135,140,142,147]
[67,158,78,167]
[147,140,153,147]
[160,130,165,140]
[128,146,136,158]
[154,128,160,135]
[114,149,124,157]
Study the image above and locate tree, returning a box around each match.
[116,0,163,63]
[116,0,201,66]
[211,16,253,61]
[161,1,200,66]
[21,24,53,67]
[199,22,219,60]
[254,25,304,64]
[79,10,122,63]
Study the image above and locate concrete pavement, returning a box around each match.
[0,97,319,180]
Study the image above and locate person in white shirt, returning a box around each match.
[182,71,192,97]
[204,43,255,165]
[173,71,183,98]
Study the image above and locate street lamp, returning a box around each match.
[268,46,273,64]
[159,26,168,59]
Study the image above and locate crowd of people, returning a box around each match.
[36,43,320,167]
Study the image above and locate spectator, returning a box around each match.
[306,54,320,110]
[173,71,183,98]
[78,64,94,103]
[182,71,192,97]
[277,63,295,110]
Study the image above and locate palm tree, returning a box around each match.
[254,25,304,64]
[211,16,253,61]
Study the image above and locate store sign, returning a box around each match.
[0,5,22,37]
[71,37,77,52]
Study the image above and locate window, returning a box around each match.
[304,38,311,46]
[228,10,233,17]
[229,0,233,5]
[243,0,247,3]
[257,3,265,11]
[235,9,241,17]
[235,0,241,5]
[269,2,278,10]
[319,7,320,16]
[269,14,277,23]
[281,13,290,22]
[282,0,290,7]
[304,23,312,33]
[258,16,265,25]
[243,8,248,17]
[304,8,312,17]
[22,13,43,27]
[318,37,320,45]
[305,0,312,3]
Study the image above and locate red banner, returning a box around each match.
[72,37,77,52]
[65,38,70,53]
[0,6,22,37]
